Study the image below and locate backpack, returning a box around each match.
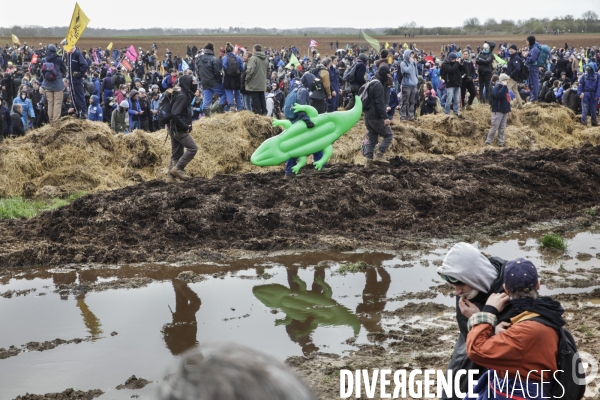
[115,73,126,87]
[284,88,299,120]
[343,62,358,83]
[536,44,551,67]
[42,62,58,81]
[530,317,586,400]
[157,89,174,126]
[358,80,377,112]
[226,54,240,76]
[517,60,530,82]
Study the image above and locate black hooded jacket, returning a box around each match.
[197,49,221,89]
[476,41,496,73]
[170,89,192,133]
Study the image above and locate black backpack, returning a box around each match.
[517,61,530,82]
[226,54,240,76]
[531,317,586,400]
[157,89,175,126]
[115,73,125,87]
[358,80,377,111]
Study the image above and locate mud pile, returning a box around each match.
[2,103,599,197]
[333,102,600,164]
[1,144,599,267]
[0,113,280,197]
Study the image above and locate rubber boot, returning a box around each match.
[170,167,191,181]
[373,152,390,165]
[365,158,374,169]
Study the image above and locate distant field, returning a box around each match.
[2,34,597,59]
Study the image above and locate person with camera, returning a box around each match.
[476,41,496,104]
[67,45,90,119]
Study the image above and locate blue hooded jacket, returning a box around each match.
[400,50,419,88]
[577,70,600,98]
[41,45,67,92]
[87,95,104,121]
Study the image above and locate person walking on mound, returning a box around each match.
[166,85,198,183]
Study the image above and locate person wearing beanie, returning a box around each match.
[111,100,129,134]
[506,44,524,108]
[486,74,511,147]
[523,35,541,101]
[577,65,600,126]
[441,52,462,115]
[437,242,508,400]
[363,63,394,169]
[40,43,67,125]
[465,258,567,400]
[197,42,227,116]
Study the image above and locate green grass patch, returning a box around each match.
[540,233,568,251]
[585,207,597,217]
[0,192,86,219]
[334,261,369,275]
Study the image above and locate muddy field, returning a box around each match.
[1,142,600,267]
[3,33,598,58]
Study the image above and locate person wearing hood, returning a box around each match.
[476,41,496,104]
[265,86,275,117]
[399,49,419,120]
[465,258,565,400]
[441,53,462,116]
[505,44,525,108]
[87,95,103,122]
[523,36,541,102]
[11,103,25,137]
[437,242,507,400]
[538,71,554,103]
[246,44,269,115]
[284,76,319,178]
[485,74,511,147]
[363,65,394,169]
[166,85,198,183]
[577,65,600,127]
[127,89,143,131]
[562,80,580,114]
[111,100,129,133]
[222,42,244,112]
[197,43,227,116]
[12,88,35,133]
[40,44,67,125]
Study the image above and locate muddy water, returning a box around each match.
[1,225,599,399]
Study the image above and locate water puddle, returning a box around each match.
[1,225,599,398]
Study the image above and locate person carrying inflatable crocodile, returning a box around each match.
[283,72,325,179]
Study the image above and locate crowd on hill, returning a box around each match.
[0,36,599,140]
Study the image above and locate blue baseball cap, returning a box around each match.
[504,258,538,292]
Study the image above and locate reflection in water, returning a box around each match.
[162,279,201,355]
[253,266,360,355]
[76,296,103,340]
[356,267,391,333]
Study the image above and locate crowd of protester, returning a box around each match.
[0,36,599,141]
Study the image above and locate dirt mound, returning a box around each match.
[1,144,599,267]
[0,113,280,197]
[332,102,597,164]
[14,388,103,400]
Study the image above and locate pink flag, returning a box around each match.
[234,44,239,55]
[309,39,319,48]
[126,45,137,62]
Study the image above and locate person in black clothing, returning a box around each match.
[460,49,477,110]
[166,85,198,183]
[363,65,393,169]
[476,41,496,104]
[505,44,524,108]
[11,103,25,137]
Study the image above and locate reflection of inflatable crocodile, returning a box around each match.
[250,96,362,174]
[253,275,360,336]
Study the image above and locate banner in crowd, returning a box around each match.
[126,45,137,62]
[286,53,300,69]
[64,2,90,52]
[120,57,133,72]
[31,53,38,64]
[107,42,113,51]
[181,59,189,71]
[12,34,20,45]
[309,39,319,48]
[234,44,239,55]
[361,30,380,51]
[494,54,507,65]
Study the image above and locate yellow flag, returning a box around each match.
[12,34,20,45]
[385,42,389,49]
[64,2,91,52]
[107,42,113,51]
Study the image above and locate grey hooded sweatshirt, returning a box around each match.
[400,49,419,88]
[436,242,498,293]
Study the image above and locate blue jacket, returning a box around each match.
[69,49,88,79]
[1,105,12,134]
[13,96,35,122]
[400,50,419,88]
[491,83,511,113]
[128,96,142,126]
[431,67,441,83]
[578,72,600,98]
[290,81,311,125]
[328,65,340,92]
[525,43,540,67]
[222,52,245,74]
[389,88,399,109]
[41,47,67,92]
[92,78,101,97]
[87,95,104,121]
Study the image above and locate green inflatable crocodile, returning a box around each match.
[250,96,362,174]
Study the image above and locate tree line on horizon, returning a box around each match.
[0,12,598,38]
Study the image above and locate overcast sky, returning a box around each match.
[0,0,597,30]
